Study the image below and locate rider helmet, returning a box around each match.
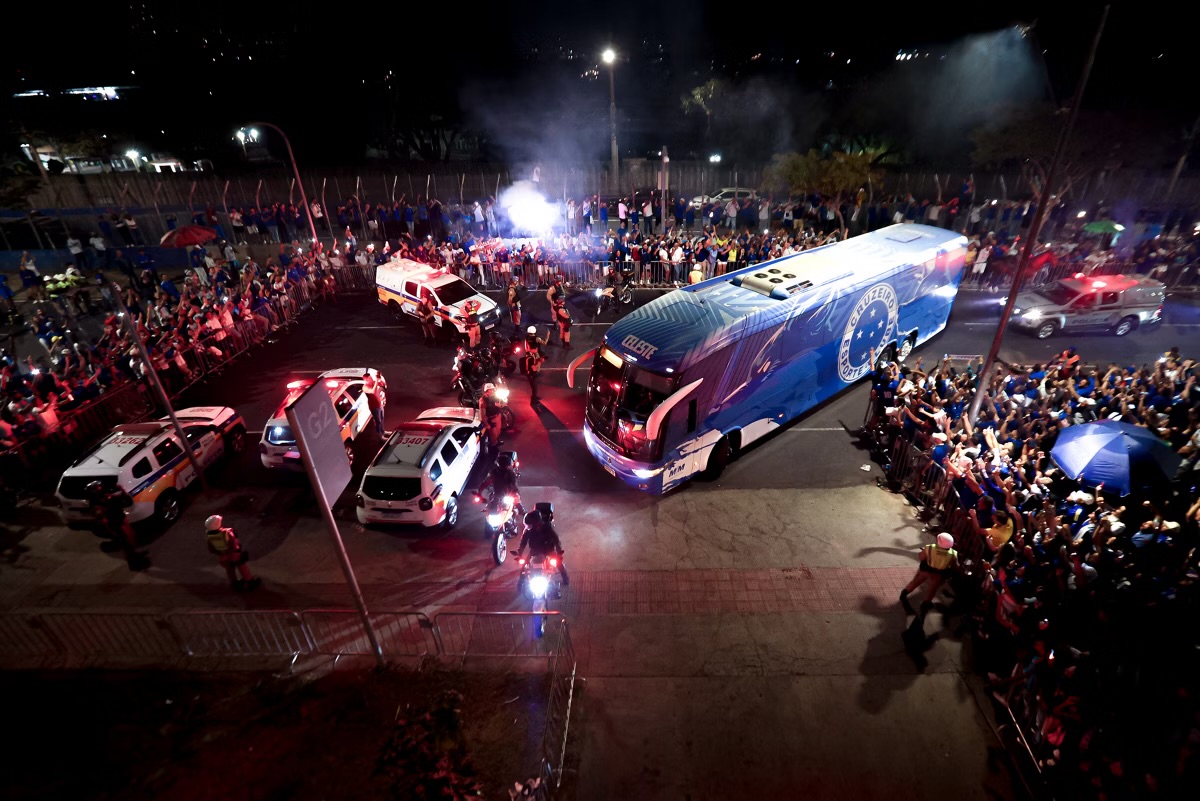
[205,514,224,531]
[482,382,496,394]
[523,511,541,528]
[527,326,536,335]
[85,480,105,496]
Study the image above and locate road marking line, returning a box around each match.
[787,427,845,432]
[343,325,406,329]
[541,366,590,371]
[545,428,583,433]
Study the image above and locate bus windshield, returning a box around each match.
[586,346,676,462]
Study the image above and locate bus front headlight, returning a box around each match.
[632,467,663,479]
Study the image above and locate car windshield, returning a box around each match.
[266,424,295,445]
[1035,283,1079,306]
[362,475,423,501]
[586,346,676,462]
[435,279,477,306]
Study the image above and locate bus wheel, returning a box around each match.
[703,437,732,480]
[896,336,915,363]
[875,345,894,371]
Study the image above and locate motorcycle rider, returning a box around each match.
[478,452,526,531]
[517,505,569,586]
[478,382,504,450]
[462,299,482,349]
[522,325,549,407]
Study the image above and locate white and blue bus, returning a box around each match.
[567,224,967,493]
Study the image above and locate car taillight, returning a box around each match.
[518,557,526,565]
[549,557,558,568]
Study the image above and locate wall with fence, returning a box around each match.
[5,163,1200,252]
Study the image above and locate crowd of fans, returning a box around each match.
[869,345,1200,798]
[0,239,368,463]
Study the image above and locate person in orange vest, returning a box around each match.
[205,515,260,592]
[1057,346,1081,378]
[900,532,959,615]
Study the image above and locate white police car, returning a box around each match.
[259,367,386,469]
[355,407,483,529]
[57,406,248,527]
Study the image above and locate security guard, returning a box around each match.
[900,532,958,612]
[205,514,260,592]
[417,296,438,346]
[552,298,572,349]
[522,326,549,407]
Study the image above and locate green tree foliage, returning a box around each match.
[970,104,1172,211]
[762,149,880,234]
[680,79,726,141]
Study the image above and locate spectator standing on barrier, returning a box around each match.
[901,532,959,614]
[204,515,260,592]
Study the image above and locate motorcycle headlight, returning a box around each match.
[594,288,603,296]
[528,575,550,598]
[495,388,510,403]
[502,495,514,506]
[487,513,505,527]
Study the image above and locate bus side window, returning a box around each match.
[687,399,698,433]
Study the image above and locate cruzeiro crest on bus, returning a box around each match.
[837,282,898,382]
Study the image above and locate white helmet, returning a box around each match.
[936,532,954,550]
[527,326,536,335]
[205,514,223,531]
[483,382,496,393]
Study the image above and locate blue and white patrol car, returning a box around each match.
[57,406,248,527]
[376,257,501,336]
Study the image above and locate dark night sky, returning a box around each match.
[4,3,1192,168]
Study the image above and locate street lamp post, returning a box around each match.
[660,147,669,235]
[603,48,619,186]
[247,122,319,243]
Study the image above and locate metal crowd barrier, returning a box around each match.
[432,610,565,663]
[0,608,576,668]
[168,610,314,658]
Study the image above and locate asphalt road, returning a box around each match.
[6,283,1197,800]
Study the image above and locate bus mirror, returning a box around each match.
[567,348,597,389]
[646,378,704,442]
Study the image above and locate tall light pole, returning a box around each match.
[602,48,619,186]
[247,122,319,243]
[660,147,669,235]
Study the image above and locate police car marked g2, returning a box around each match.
[57,406,248,527]
[260,368,386,469]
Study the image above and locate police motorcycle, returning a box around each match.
[472,451,523,566]
[486,331,522,377]
[594,267,634,316]
[452,346,504,407]
[512,502,565,639]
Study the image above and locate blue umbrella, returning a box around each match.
[1050,420,1181,496]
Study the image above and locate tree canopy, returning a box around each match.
[762,149,880,235]
[970,104,1172,209]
